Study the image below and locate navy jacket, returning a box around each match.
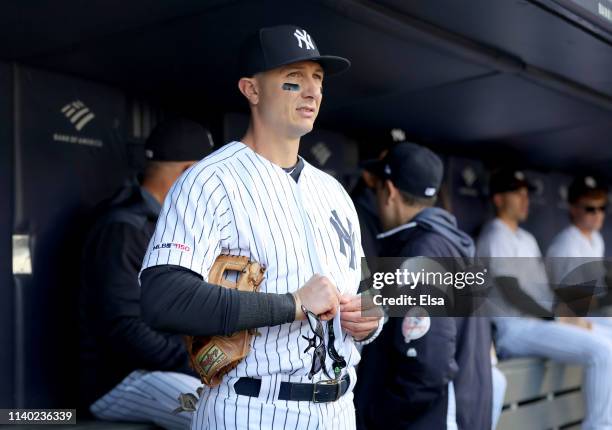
[355,208,492,430]
[79,184,195,407]
[351,182,382,269]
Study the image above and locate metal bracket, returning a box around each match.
[12,234,31,275]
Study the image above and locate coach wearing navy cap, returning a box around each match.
[355,142,494,430]
[79,118,214,429]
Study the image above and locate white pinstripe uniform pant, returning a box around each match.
[494,318,612,430]
[90,370,201,430]
[192,368,358,430]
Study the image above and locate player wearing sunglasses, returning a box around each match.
[547,175,608,276]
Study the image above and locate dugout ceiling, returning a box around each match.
[1,0,612,176]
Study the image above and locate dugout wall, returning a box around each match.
[8,65,131,409]
[0,61,15,409]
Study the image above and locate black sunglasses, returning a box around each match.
[582,204,607,213]
[302,305,333,380]
[301,306,347,380]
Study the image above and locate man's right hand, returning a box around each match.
[292,274,341,321]
[558,316,593,331]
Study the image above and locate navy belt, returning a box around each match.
[234,374,350,403]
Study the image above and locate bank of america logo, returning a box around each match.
[462,166,477,187]
[61,100,95,131]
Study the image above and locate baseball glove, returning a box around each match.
[185,255,266,387]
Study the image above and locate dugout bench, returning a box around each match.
[498,358,584,430]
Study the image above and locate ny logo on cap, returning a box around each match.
[390,128,406,142]
[585,176,597,188]
[514,171,525,181]
[294,29,315,50]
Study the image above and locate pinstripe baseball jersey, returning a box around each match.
[141,141,364,428]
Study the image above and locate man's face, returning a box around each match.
[495,187,530,222]
[255,60,324,138]
[374,177,398,230]
[570,196,607,232]
[374,177,388,214]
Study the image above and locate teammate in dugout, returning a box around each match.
[477,169,612,430]
[80,119,214,429]
[138,25,383,430]
[355,143,495,430]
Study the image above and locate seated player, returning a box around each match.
[79,119,214,429]
[477,169,612,430]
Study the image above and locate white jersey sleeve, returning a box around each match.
[141,163,230,279]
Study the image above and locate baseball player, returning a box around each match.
[546,175,608,285]
[546,175,612,335]
[139,25,382,430]
[476,169,612,430]
[80,119,214,429]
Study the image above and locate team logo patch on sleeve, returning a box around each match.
[152,242,192,252]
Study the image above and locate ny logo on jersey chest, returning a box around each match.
[330,210,356,270]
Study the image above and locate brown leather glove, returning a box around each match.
[185,255,266,387]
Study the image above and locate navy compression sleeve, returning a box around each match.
[140,265,296,336]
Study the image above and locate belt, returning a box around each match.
[234,374,350,403]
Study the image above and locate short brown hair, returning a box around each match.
[399,190,437,208]
[569,189,607,205]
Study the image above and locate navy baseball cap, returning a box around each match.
[489,169,536,195]
[241,25,351,77]
[362,142,444,198]
[568,175,608,203]
[145,118,215,162]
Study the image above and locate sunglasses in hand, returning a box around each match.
[301,305,347,380]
